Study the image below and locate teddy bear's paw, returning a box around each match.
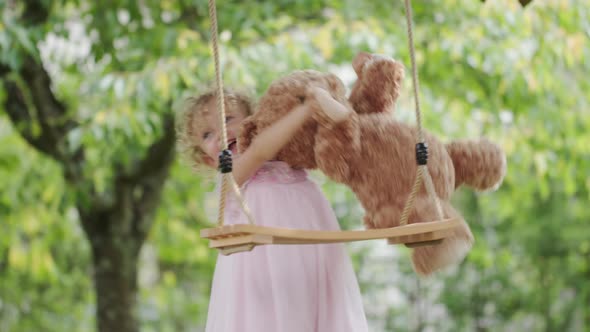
[480,149,507,193]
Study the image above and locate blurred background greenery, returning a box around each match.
[1,0,589,331]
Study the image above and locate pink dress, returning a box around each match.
[205,161,368,332]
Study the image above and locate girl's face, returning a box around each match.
[194,100,248,168]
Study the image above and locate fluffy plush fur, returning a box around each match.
[238,53,507,276]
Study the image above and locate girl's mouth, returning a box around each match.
[227,139,237,154]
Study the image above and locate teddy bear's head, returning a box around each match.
[349,52,405,114]
[238,69,347,169]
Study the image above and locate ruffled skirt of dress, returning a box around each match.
[205,164,368,332]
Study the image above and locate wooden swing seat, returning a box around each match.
[201,217,460,255]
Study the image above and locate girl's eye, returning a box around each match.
[202,132,211,140]
[225,116,234,123]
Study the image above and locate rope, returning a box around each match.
[231,176,256,224]
[217,174,229,226]
[208,0,255,226]
[400,0,444,225]
[208,0,228,151]
[404,0,424,143]
[400,166,424,225]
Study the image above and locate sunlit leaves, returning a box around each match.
[0,119,93,331]
[1,0,590,331]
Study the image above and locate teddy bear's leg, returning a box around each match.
[410,201,474,276]
[362,203,405,230]
[349,56,404,114]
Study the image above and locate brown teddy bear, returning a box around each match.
[239,53,506,276]
[326,52,506,275]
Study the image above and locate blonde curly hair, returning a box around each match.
[176,87,255,172]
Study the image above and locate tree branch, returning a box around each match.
[22,0,50,25]
[131,112,176,245]
[0,247,8,274]
[2,63,100,238]
[4,0,175,254]
[78,110,176,253]
[107,110,176,248]
[178,1,203,32]
[2,57,85,182]
[1,0,85,181]
[1,0,99,235]
[0,63,10,77]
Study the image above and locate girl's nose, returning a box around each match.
[208,132,220,148]
[215,135,224,149]
[226,127,236,139]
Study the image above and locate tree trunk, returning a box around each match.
[91,233,140,332]
[2,3,176,332]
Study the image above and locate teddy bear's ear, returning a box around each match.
[238,116,257,154]
[352,52,372,77]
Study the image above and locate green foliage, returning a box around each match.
[0,121,94,331]
[1,0,589,331]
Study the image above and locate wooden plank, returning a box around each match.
[201,218,461,245]
[218,244,256,255]
[203,220,461,255]
[209,234,273,247]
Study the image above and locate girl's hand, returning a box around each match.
[307,86,351,123]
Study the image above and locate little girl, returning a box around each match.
[177,87,369,332]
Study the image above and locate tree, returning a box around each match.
[2,0,589,331]
[0,0,366,330]
[1,1,177,331]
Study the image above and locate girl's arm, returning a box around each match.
[309,87,352,122]
[308,86,362,184]
[233,103,311,186]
